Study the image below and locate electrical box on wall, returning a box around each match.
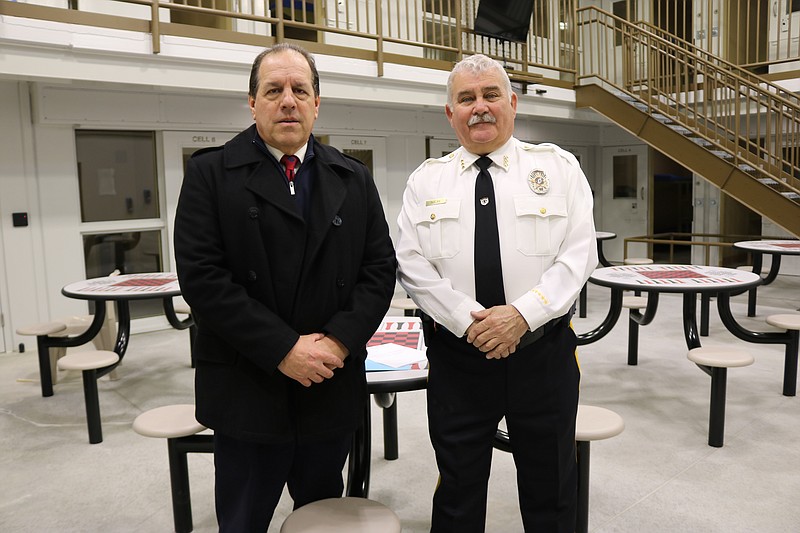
[12,212,28,227]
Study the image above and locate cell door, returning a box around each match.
[319,134,392,232]
[321,135,388,202]
[162,131,236,273]
[600,145,649,262]
[612,0,641,89]
[428,138,461,158]
[692,0,720,56]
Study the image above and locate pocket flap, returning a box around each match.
[514,195,567,218]
[412,198,461,224]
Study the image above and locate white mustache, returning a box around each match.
[468,113,496,126]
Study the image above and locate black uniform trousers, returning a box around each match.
[426,320,580,533]
[213,430,352,532]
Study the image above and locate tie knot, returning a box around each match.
[281,154,299,171]
[476,156,492,172]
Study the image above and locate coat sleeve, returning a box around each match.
[174,153,299,374]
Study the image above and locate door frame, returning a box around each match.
[323,135,389,207]
[427,138,461,159]
[0,233,7,352]
[161,130,237,273]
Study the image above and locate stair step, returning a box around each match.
[739,164,758,173]
[689,137,713,147]
[757,177,778,185]
[709,150,734,159]
[781,192,800,200]
[653,113,672,123]
[668,124,691,134]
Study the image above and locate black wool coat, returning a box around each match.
[174,127,396,444]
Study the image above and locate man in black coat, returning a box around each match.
[174,43,396,531]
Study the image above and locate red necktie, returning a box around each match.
[281,154,299,195]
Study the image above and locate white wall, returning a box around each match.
[0,15,627,353]
[0,78,604,352]
[0,81,49,352]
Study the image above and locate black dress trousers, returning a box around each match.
[214,431,352,532]
[427,322,580,533]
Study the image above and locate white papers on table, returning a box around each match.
[366,343,427,369]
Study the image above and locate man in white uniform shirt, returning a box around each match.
[396,54,597,532]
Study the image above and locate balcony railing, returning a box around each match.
[0,0,580,86]
[2,1,799,87]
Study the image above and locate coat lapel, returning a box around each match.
[303,145,349,267]
[228,126,303,222]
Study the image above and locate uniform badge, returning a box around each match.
[528,169,549,194]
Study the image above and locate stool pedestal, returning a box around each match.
[57,350,119,444]
[133,404,212,533]
[575,405,625,533]
[688,347,754,447]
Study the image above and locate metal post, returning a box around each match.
[83,369,103,444]
[627,312,639,365]
[782,331,798,397]
[708,367,727,447]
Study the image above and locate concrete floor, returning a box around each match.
[1,275,798,532]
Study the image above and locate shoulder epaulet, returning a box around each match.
[340,151,367,166]
[520,142,579,166]
[422,156,445,166]
[424,148,460,165]
[190,145,224,158]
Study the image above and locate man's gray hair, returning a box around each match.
[446,54,513,108]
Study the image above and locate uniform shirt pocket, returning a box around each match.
[411,199,462,259]
[514,195,568,256]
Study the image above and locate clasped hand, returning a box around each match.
[278,333,349,387]
[466,305,529,359]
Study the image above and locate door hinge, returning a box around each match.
[0,313,4,328]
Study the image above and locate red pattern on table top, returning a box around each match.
[113,278,174,287]
[368,331,421,350]
[640,270,706,280]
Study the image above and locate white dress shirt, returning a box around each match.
[396,137,598,337]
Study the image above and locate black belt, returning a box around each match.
[518,309,573,349]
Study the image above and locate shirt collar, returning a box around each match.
[457,137,516,175]
[251,130,313,165]
[265,142,309,166]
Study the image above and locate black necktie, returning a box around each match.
[474,156,505,308]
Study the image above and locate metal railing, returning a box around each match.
[3,1,798,88]
[640,0,800,71]
[0,0,579,85]
[623,232,791,266]
[576,6,800,203]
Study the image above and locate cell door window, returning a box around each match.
[342,149,374,174]
[613,154,638,199]
[76,130,160,222]
[76,130,165,319]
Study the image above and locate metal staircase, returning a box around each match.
[574,6,800,237]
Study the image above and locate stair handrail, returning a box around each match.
[635,19,800,111]
[576,6,800,198]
